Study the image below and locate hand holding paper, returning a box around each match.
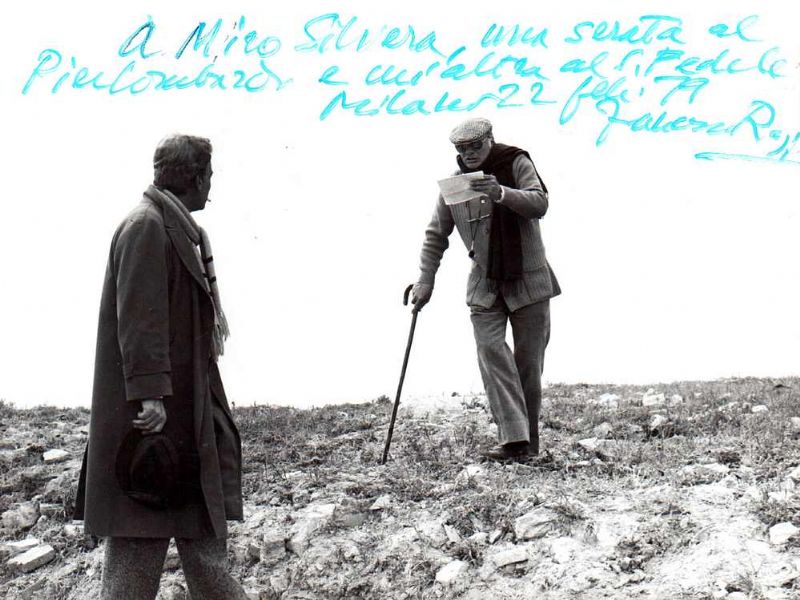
[438,171,485,205]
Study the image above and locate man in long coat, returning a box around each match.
[75,134,247,599]
[412,118,560,461]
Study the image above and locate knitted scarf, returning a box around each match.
[458,143,535,281]
[146,185,230,360]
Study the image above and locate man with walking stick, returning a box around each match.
[411,117,560,461]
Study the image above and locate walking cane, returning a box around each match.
[381,284,420,465]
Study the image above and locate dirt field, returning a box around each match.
[1,377,799,599]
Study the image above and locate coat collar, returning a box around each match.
[142,188,211,298]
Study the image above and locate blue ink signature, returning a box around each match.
[22,50,291,95]
[319,82,555,120]
[295,13,445,57]
[565,15,685,45]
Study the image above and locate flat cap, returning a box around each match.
[449,117,493,144]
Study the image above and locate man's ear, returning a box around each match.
[194,172,205,190]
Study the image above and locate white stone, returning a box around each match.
[435,560,469,585]
[340,541,361,561]
[697,463,730,476]
[259,534,286,565]
[387,527,419,552]
[593,422,613,439]
[1,502,39,533]
[286,503,337,555]
[763,590,792,600]
[468,532,489,545]
[42,449,69,463]
[719,401,739,412]
[642,393,666,407]
[334,504,367,528]
[752,405,769,414]
[269,574,290,596]
[768,490,794,504]
[649,414,669,432]
[369,495,392,511]
[0,538,39,557]
[443,524,461,544]
[514,508,557,540]
[596,394,620,409]
[787,465,800,483]
[727,593,748,600]
[669,394,684,406]
[769,522,800,545]
[459,465,486,480]
[490,546,528,567]
[577,437,599,452]
[417,518,448,546]
[790,417,800,431]
[7,544,55,572]
[488,529,504,544]
[743,485,765,502]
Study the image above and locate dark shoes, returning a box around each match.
[482,441,532,461]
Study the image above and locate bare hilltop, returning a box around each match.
[1,378,800,599]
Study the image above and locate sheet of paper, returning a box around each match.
[437,171,485,205]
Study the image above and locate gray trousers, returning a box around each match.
[101,536,247,600]
[470,297,550,450]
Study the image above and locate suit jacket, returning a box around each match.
[74,189,242,538]
[419,153,560,311]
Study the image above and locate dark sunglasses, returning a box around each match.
[455,138,487,153]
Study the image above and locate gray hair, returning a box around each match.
[153,134,212,195]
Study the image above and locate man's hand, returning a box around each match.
[133,399,167,435]
[411,282,433,312]
[470,175,503,202]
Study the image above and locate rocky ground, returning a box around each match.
[1,378,800,599]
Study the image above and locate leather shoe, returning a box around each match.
[482,441,530,461]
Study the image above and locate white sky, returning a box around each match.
[2,0,800,409]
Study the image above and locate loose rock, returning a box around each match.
[649,414,669,434]
[259,534,286,566]
[0,537,39,558]
[369,495,392,511]
[642,392,666,407]
[1,502,39,534]
[514,508,558,540]
[593,422,613,439]
[7,544,55,572]
[489,546,528,568]
[596,394,620,409]
[43,449,69,463]
[435,560,469,585]
[769,522,799,546]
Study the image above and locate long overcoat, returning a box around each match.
[74,190,242,538]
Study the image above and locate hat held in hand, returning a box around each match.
[115,429,180,509]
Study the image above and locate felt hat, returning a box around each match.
[115,430,180,509]
[449,117,493,144]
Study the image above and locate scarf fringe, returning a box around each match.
[148,186,230,361]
